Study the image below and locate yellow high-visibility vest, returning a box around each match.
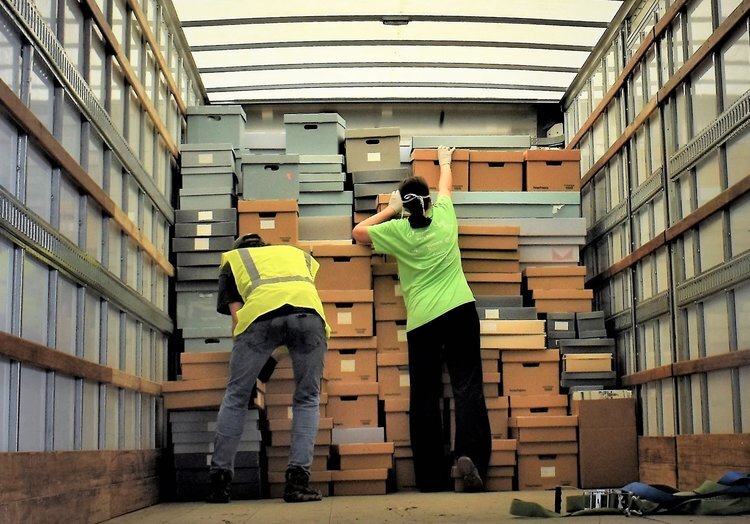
[221,245,330,337]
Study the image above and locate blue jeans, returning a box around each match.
[210,311,327,475]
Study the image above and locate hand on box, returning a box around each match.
[387,190,403,214]
[437,145,455,166]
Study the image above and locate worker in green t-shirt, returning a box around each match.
[353,146,491,493]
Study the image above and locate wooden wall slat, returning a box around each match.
[0,332,163,396]
[676,434,750,490]
[638,436,678,486]
[0,78,174,276]
[672,348,750,377]
[621,363,673,386]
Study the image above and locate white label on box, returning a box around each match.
[340,359,356,373]
[288,406,294,420]
[397,329,407,342]
[206,455,212,467]
[484,322,497,333]
[485,308,500,319]
[540,466,556,478]
[194,238,210,251]
[554,321,569,331]
[198,153,214,164]
[399,372,410,387]
[197,211,213,221]
[394,283,402,296]
[260,218,276,230]
[367,152,381,162]
[196,224,212,236]
[337,312,352,325]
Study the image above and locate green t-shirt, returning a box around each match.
[368,195,475,331]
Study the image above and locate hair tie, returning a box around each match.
[402,193,427,214]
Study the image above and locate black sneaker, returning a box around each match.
[456,456,484,493]
[283,466,322,503]
[205,469,232,503]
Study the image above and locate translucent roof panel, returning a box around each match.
[169,0,623,104]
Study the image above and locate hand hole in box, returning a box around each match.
[333,256,352,262]
[304,124,318,130]
[488,162,506,167]
[522,363,541,368]
[259,212,278,218]
[335,303,354,308]
[208,115,222,121]
[545,161,563,166]
[204,338,221,344]
[264,165,280,171]
[365,139,381,145]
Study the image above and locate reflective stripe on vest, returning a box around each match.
[239,247,314,292]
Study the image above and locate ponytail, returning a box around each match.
[399,176,432,229]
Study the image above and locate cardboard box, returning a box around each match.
[331,426,385,444]
[384,398,410,444]
[331,468,389,496]
[524,149,581,192]
[179,352,230,381]
[509,394,567,417]
[486,396,509,438]
[326,381,379,427]
[335,442,394,470]
[410,149,470,191]
[163,377,227,409]
[563,353,613,373]
[480,334,547,350]
[345,128,401,172]
[489,438,517,466]
[375,320,408,354]
[298,215,353,242]
[523,265,586,290]
[572,398,638,489]
[517,453,578,490]
[313,244,373,290]
[466,273,522,296]
[458,225,520,251]
[372,272,405,308]
[501,350,560,395]
[394,451,416,490]
[532,289,593,313]
[325,348,377,382]
[480,320,545,335]
[268,417,333,447]
[237,199,299,245]
[468,151,524,191]
[319,290,374,337]
[266,444,330,472]
[509,415,578,443]
[462,259,520,273]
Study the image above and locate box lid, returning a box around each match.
[384,398,410,412]
[187,105,247,121]
[469,150,525,162]
[410,148,470,161]
[523,265,587,277]
[502,349,560,363]
[237,199,298,213]
[162,377,226,392]
[335,442,395,455]
[269,417,334,431]
[376,352,408,367]
[465,272,522,283]
[319,289,374,303]
[484,396,509,409]
[327,381,379,396]
[345,127,400,139]
[483,372,501,382]
[532,289,594,299]
[240,154,300,165]
[480,320,545,335]
[298,154,345,164]
[563,353,612,361]
[371,262,399,276]
[312,243,371,258]
[180,352,230,365]
[283,112,345,126]
[330,468,389,481]
[458,224,521,236]
[491,439,518,451]
[509,415,578,428]
[524,149,581,161]
[180,143,236,152]
[328,337,378,350]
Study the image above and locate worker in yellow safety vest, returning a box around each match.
[207,233,329,504]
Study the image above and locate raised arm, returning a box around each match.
[352,190,402,244]
[437,145,455,199]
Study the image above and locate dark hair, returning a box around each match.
[233,233,267,250]
[399,176,432,229]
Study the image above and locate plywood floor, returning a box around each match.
[104,490,750,524]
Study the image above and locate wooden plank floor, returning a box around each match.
[104,490,750,523]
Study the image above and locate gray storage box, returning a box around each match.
[354,196,378,212]
[181,143,236,168]
[174,221,236,238]
[179,187,236,210]
[476,306,537,320]
[345,127,401,173]
[181,172,237,191]
[177,266,222,281]
[176,251,223,267]
[182,326,229,339]
[183,337,234,353]
[298,154,345,173]
[176,208,237,223]
[351,168,409,184]
[558,338,615,353]
[300,181,345,192]
[576,311,607,338]
[186,106,246,149]
[299,203,352,217]
[474,295,523,308]
[560,371,617,389]
[240,154,300,200]
[300,172,346,183]
[172,236,234,253]
[298,215,352,241]
[284,113,345,155]
[299,190,353,205]
[546,313,576,334]
[176,285,229,330]
[353,181,400,198]
[174,441,261,455]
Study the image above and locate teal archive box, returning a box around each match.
[284,113,345,155]
[181,143,236,168]
[186,106,246,149]
[240,154,300,200]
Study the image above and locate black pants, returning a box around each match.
[406,301,491,491]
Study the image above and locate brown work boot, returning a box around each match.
[283,466,322,503]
